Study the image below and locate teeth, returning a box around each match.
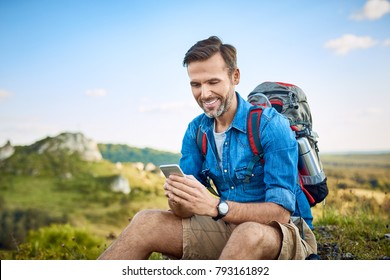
[204,99,217,105]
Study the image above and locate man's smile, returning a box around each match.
[202,97,220,108]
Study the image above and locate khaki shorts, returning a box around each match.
[181,215,317,260]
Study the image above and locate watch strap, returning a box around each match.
[212,200,228,221]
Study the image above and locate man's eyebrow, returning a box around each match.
[190,78,221,85]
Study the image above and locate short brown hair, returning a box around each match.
[183,36,237,76]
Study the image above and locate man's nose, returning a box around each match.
[201,84,211,98]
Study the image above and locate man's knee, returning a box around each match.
[232,222,267,246]
[232,222,282,250]
[130,209,183,236]
[223,222,282,259]
[131,209,172,230]
[131,209,157,223]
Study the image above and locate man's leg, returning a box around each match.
[219,222,282,260]
[98,209,183,260]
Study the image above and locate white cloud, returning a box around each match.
[325,34,377,55]
[351,0,390,20]
[85,88,107,97]
[0,89,12,101]
[383,38,390,46]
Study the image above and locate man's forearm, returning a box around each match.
[222,201,290,225]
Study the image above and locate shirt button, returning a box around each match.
[224,142,228,145]
[231,186,234,189]
[224,169,227,173]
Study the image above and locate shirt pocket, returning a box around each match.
[234,164,265,197]
[203,163,228,193]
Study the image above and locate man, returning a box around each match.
[98,36,317,260]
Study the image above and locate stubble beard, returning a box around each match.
[202,90,235,119]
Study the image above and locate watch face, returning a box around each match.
[218,201,229,215]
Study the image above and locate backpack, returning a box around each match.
[196,81,328,207]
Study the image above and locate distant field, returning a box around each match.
[321,152,390,168]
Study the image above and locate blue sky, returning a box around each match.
[0,0,389,153]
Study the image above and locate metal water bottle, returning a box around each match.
[297,137,323,177]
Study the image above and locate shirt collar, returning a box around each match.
[200,92,251,134]
[231,92,251,133]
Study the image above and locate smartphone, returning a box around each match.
[159,164,185,178]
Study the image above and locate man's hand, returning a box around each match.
[164,174,219,217]
[163,180,190,218]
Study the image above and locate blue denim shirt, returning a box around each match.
[180,93,313,228]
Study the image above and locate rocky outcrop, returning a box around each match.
[110,175,131,194]
[0,140,15,161]
[145,162,157,172]
[36,132,102,162]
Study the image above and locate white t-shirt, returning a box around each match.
[213,122,226,170]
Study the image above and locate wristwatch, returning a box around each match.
[213,200,229,221]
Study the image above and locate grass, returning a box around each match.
[310,155,390,259]
[0,158,168,256]
[1,153,389,260]
[313,205,389,259]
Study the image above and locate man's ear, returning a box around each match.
[233,68,240,85]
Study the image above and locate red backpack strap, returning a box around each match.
[299,174,316,206]
[195,127,220,197]
[248,106,264,155]
[275,81,296,87]
[244,106,265,182]
[196,127,207,157]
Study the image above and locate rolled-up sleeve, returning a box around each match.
[261,109,298,213]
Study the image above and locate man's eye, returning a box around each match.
[209,80,219,85]
[191,83,200,88]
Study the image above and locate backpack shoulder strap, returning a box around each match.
[195,127,219,197]
[196,106,264,158]
[245,106,265,182]
[196,126,207,157]
[196,107,265,185]
[248,106,264,156]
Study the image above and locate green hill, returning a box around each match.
[98,143,181,166]
[0,133,168,258]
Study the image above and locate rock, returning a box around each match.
[110,175,131,194]
[133,162,145,171]
[342,252,355,260]
[317,242,341,260]
[115,162,123,170]
[36,132,102,162]
[0,140,15,161]
[145,163,157,172]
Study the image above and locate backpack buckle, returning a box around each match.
[244,154,263,183]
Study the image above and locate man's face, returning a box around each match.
[187,53,239,119]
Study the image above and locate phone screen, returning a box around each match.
[159,164,185,178]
